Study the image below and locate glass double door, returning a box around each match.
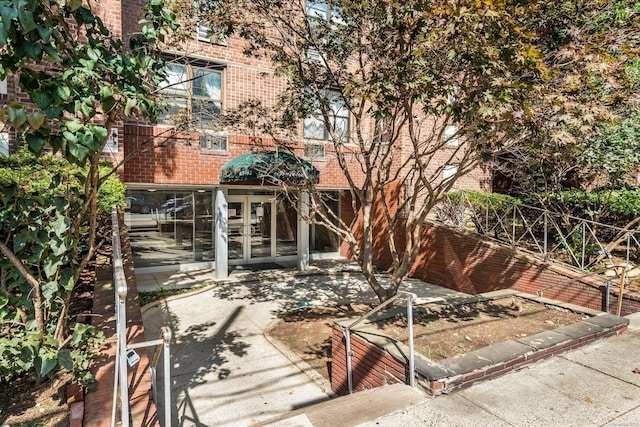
[228,196,275,264]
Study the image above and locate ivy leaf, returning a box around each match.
[58,349,73,370]
[43,257,62,278]
[17,9,37,33]
[27,111,46,129]
[0,21,8,45]
[71,323,93,346]
[35,353,58,377]
[68,142,89,164]
[90,125,108,145]
[23,40,42,61]
[26,133,46,152]
[37,26,53,43]
[49,236,67,256]
[55,86,71,102]
[32,92,51,110]
[20,346,34,365]
[59,268,75,291]
[8,104,27,128]
[13,233,27,253]
[102,96,117,113]
[66,119,83,133]
[41,281,58,302]
[50,213,70,238]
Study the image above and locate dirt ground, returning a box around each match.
[269,296,585,381]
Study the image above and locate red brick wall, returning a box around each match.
[83,222,159,427]
[331,324,407,395]
[368,217,640,315]
[341,183,640,315]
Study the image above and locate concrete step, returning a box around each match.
[253,383,427,427]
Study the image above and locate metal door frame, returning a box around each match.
[228,195,276,264]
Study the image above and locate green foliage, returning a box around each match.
[0,150,122,384]
[0,0,177,164]
[98,164,126,213]
[579,113,640,188]
[0,0,176,385]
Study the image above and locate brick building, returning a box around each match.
[1,0,492,276]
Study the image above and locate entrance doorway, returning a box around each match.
[228,196,275,264]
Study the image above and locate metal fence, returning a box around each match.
[111,209,172,427]
[434,191,640,273]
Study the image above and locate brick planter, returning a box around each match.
[330,295,629,397]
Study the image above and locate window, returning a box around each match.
[158,63,222,130]
[304,143,325,160]
[200,133,227,151]
[0,132,8,157]
[443,164,458,182]
[306,0,343,25]
[197,23,227,45]
[304,89,349,142]
[192,0,226,45]
[0,78,6,95]
[444,125,458,147]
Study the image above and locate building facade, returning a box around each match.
[0,0,492,277]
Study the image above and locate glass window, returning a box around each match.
[306,0,343,25]
[443,164,458,182]
[304,89,349,141]
[158,63,223,132]
[306,0,328,19]
[444,125,458,146]
[311,191,340,253]
[0,132,8,157]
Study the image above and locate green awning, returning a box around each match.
[220,151,319,185]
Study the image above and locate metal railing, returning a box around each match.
[343,291,417,394]
[435,191,640,273]
[111,209,173,427]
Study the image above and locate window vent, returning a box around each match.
[304,143,325,160]
[200,133,228,151]
[306,48,325,66]
[197,24,227,46]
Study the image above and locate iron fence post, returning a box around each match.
[406,295,415,387]
[162,327,172,427]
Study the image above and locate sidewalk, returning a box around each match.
[139,262,640,426]
[362,321,640,426]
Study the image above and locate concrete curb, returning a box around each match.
[139,282,219,315]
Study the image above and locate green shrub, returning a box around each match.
[0,150,123,385]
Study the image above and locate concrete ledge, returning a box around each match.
[516,330,571,350]
[440,341,532,374]
[585,313,630,329]
[335,296,630,397]
[554,321,603,339]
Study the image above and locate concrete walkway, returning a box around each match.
[139,262,465,426]
[139,262,640,427]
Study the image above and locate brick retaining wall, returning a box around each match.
[330,324,407,395]
[331,311,629,397]
[342,189,640,316]
[79,223,159,427]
